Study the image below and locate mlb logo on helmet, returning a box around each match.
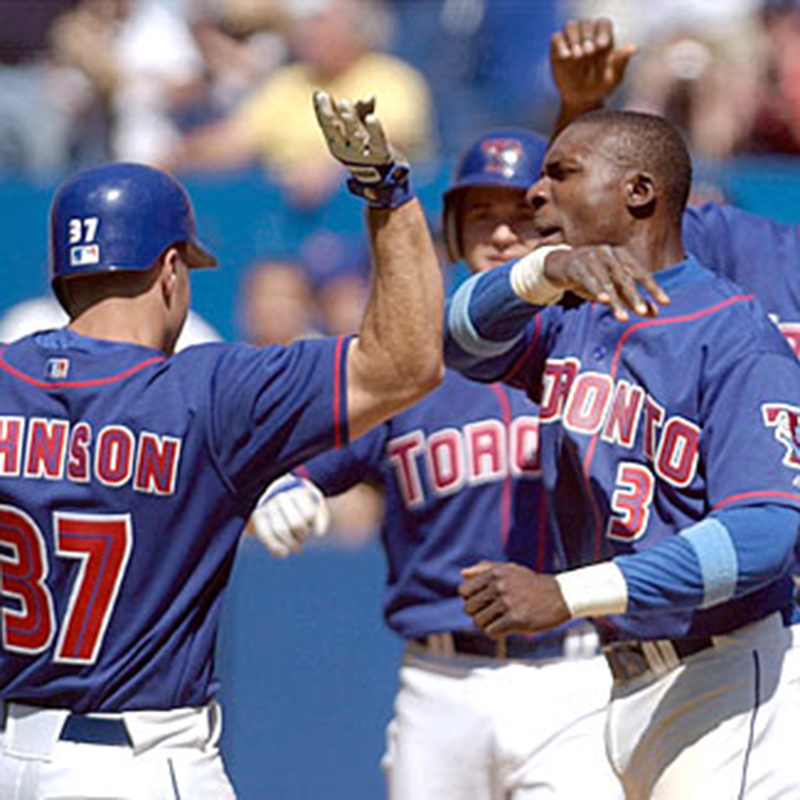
[70,244,100,267]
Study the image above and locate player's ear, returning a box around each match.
[625,172,656,219]
[159,247,181,305]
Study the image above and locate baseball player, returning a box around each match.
[252,129,623,799]
[0,92,443,799]
[550,17,800,361]
[447,109,800,798]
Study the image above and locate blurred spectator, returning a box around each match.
[51,0,209,165]
[189,0,290,120]
[164,0,435,211]
[0,0,91,176]
[298,229,370,335]
[238,256,382,548]
[388,0,560,154]
[238,259,318,345]
[743,0,800,154]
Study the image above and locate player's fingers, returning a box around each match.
[279,492,318,543]
[313,90,345,146]
[594,17,613,51]
[363,114,390,161]
[551,31,571,61]
[608,43,637,81]
[611,249,669,308]
[252,506,291,557]
[354,94,376,122]
[471,599,509,634]
[563,20,583,55]
[595,279,630,323]
[607,261,652,318]
[313,501,331,537]
[336,98,368,150]
[461,583,500,617]
[267,500,301,552]
[461,560,495,579]
[578,19,597,56]
[458,569,494,602]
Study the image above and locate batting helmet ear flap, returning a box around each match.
[442,193,463,263]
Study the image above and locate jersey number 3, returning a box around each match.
[607,462,655,542]
[0,506,132,664]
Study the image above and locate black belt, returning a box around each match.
[602,635,714,683]
[60,714,132,746]
[413,628,596,662]
[0,705,132,747]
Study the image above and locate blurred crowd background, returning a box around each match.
[2,0,800,543]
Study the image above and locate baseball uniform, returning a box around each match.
[0,328,350,798]
[446,254,800,797]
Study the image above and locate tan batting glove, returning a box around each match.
[313,90,412,208]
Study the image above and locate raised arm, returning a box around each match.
[551,17,636,138]
[314,92,444,439]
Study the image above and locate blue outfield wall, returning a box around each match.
[1,157,800,798]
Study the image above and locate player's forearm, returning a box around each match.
[552,99,605,140]
[557,505,799,619]
[445,257,550,380]
[348,199,444,437]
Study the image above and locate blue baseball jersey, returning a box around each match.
[447,257,800,640]
[684,203,800,353]
[299,370,548,638]
[0,328,349,712]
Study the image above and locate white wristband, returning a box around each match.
[510,245,572,305]
[555,561,629,619]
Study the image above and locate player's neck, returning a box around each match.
[68,299,170,354]
[627,224,686,273]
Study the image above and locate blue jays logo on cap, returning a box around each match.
[480,139,524,179]
[762,403,800,468]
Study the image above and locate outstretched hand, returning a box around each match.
[459,561,570,637]
[551,17,636,113]
[544,245,670,322]
[313,90,411,207]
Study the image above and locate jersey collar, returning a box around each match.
[652,255,711,294]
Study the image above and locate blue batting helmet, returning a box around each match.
[442,129,548,262]
[49,162,216,304]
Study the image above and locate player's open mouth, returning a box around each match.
[534,224,564,245]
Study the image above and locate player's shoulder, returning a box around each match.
[688,265,794,358]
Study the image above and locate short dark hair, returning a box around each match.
[570,109,693,223]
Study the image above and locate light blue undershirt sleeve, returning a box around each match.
[444,262,539,379]
[614,505,798,613]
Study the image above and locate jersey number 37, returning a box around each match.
[0,506,132,665]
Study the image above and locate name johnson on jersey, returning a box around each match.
[0,416,181,495]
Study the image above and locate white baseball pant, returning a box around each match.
[605,612,800,799]
[382,633,623,799]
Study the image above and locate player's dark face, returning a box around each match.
[459,186,541,274]
[526,125,629,248]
